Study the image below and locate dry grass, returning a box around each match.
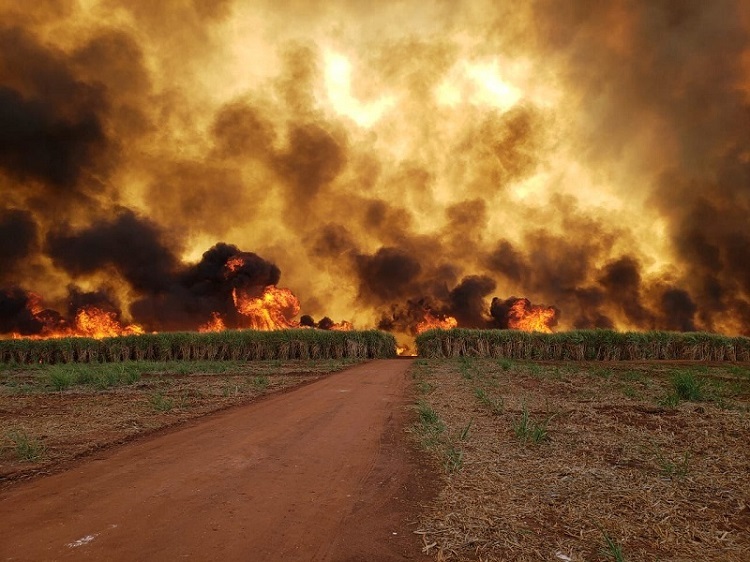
[410,358,750,561]
[0,359,360,482]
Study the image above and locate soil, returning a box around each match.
[0,358,438,561]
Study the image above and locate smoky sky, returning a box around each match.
[0,0,749,338]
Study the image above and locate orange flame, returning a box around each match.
[328,320,354,331]
[198,312,226,333]
[507,300,556,333]
[415,311,458,334]
[10,305,144,340]
[232,285,301,330]
[224,256,246,274]
[73,307,141,338]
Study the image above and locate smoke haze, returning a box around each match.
[1,0,749,339]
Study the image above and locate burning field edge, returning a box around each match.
[0,329,397,364]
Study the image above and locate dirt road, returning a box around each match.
[1,358,434,561]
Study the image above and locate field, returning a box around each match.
[4,325,750,560]
[0,358,362,483]
[410,358,750,561]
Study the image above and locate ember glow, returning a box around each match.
[1,2,749,343]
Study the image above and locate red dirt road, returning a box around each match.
[1,359,434,561]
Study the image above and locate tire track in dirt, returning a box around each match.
[0,358,436,561]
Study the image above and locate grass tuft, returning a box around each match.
[600,528,626,561]
[150,392,174,412]
[671,371,706,401]
[6,429,45,462]
[513,404,549,444]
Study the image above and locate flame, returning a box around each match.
[198,312,226,333]
[415,311,458,334]
[73,307,144,338]
[232,285,301,330]
[9,304,144,340]
[507,299,556,333]
[224,256,246,274]
[328,320,353,331]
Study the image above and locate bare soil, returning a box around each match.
[0,359,437,561]
[412,358,750,562]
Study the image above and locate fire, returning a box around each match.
[9,305,144,340]
[232,285,301,330]
[507,299,557,333]
[73,307,144,338]
[198,312,226,333]
[415,311,458,334]
[224,256,246,274]
[328,320,353,331]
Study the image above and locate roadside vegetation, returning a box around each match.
[410,357,750,561]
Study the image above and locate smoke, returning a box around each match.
[131,243,282,331]
[0,209,37,279]
[0,0,749,338]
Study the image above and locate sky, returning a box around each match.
[1,0,749,340]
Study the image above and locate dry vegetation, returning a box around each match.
[410,357,750,562]
[0,358,362,483]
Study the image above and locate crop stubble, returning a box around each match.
[411,358,750,562]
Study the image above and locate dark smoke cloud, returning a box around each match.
[447,275,496,327]
[67,286,122,318]
[0,27,109,194]
[0,287,45,335]
[131,243,281,331]
[46,209,180,293]
[660,288,697,332]
[355,247,422,303]
[597,256,652,327]
[0,209,37,276]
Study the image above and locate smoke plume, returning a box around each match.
[0,1,748,341]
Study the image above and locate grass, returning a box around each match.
[671,370,706,401]
[5,429,45,462]
[149,392,174,412]
[600,528,627,561]
[444,444,463,473]
[512,404,549,444]
[416,399,446,447]
[457,418,473,441]
[474,387,504,415]
[649,444,691,479]
[251,375,269,391]
[414,399,469,473]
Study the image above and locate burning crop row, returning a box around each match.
[0,240,559,344]
[416,329,750,362]
[0,329,397,365]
